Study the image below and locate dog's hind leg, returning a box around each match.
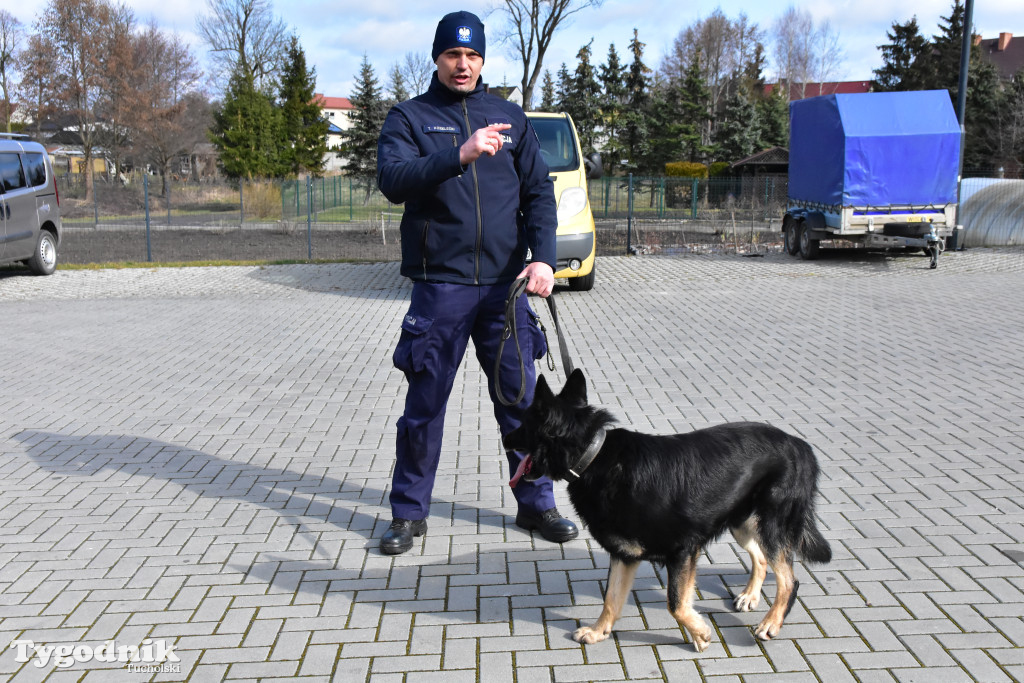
[754,551,798,641]
[667,553,713,652]
[730,517,768,612]
[573,558,639,645]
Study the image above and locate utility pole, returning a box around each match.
[953,0,974,250]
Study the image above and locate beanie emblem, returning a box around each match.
[457,26,472,43]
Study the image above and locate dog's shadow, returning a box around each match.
[13,429,786,650]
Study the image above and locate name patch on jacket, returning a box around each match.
[423,124,459,134]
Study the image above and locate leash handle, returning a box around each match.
[494,277,575,408]
[495,278,530,407]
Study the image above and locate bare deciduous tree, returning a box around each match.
[196,0,288,92]
[39,0,119,200]
[770,5,814,95]
[769,6,843,98]
[493,0,603,110]
[0,10,21,132]
[16,33,59,140]
[397,51,433,97]
[132,24,205,196]
[810,19,844,86]
[660,9,764,113]
[99,2,141,178]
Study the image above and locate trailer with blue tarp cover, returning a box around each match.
[782,90,962,268]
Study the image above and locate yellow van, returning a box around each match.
[526,112,601,291]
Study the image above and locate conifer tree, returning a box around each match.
[279,35,328,177]
[563,41,602,152]
[210,66,284,179]
[872,18,929,92]
[755,86,788,149]
[678,49,714,163]
[599,43,626,171]
[555,63,571,110]
[714,84,759,162]
[340,54,388,187]
[620,30,651,173]
[929,0,967,94]
[539,70,556,111]
[388,64,410,106]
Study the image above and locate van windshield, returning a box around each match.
[530,117,579,173]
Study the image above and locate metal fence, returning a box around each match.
[53,169,1022,266]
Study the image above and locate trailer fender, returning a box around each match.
[800,211,829,239]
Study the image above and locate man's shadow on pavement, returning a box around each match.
[14,430,746,646]
[14,429,527,596]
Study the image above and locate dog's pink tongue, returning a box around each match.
[509,454,533,488]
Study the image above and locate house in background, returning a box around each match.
[486,85,523,106]
[313,93,355,173]
[975,32,1024,81]
[764,81,873,101]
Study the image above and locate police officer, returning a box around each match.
[376,10,578,555]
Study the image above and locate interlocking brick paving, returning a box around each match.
[1,248,1022,681]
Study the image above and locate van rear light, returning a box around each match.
[54,181,59,206]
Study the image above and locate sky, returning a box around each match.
[0,0,1020,101]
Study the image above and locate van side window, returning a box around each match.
[0,152,26,192]
[24,152,48,187]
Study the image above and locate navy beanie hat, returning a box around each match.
[432,11,486,62]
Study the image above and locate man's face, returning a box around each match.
[436,47,483,94]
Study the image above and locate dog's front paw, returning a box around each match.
[754,617,782,641]
[573,626,610,644]
[733,591,760,612]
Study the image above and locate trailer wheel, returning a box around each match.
[783,216,801,256]
[798,227,820,260]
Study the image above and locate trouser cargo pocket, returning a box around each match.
[393,312,435,374]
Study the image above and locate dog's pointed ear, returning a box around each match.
[534,374,554,402]
[561,368,587,404]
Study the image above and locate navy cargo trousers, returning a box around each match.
[390,280,556,521]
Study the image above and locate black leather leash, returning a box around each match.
[495,277,574,407]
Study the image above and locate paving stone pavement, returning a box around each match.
[1,247,1023,682]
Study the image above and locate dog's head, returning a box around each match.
[504,368,613,487]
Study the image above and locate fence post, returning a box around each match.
[626,173,633,255]
[144,174,152,262]
[239,182,244,226]
[691,177,698,219]
[92,172,98,226]
[306,175,313,260]
[349,177,353,221]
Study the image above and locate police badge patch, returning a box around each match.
[457,26,472,43]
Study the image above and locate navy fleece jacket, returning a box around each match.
[377,73,557,285]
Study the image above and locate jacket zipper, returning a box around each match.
[461,99,483,285]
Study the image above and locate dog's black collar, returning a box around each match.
[568,427,606,479]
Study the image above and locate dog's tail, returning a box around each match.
[799,510,832,564]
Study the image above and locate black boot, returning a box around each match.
[380,518,427,555]
[515,507,579,543]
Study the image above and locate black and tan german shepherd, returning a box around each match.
[505,369,832,651]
